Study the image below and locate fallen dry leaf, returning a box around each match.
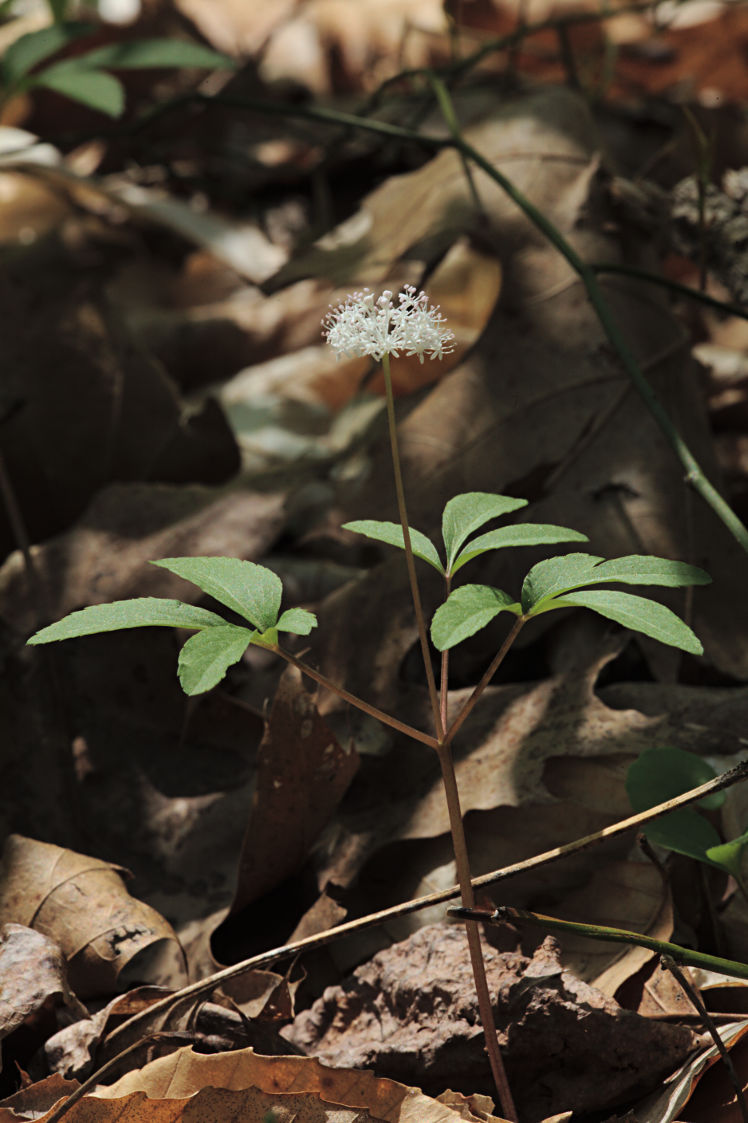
[632,1019,748,1123]
[0,924,86,1080]
[88,1043,510,1122]
[0,1075,79,1122]
[227,665,359,917]
[0,836,186,998]
[284,924,696,1121]
[0,256,239,560]
[0,924,84,1044]
[310,621,748,985]
[177,0,452,92]
[43,986,168,1081]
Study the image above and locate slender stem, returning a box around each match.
[437,742,518,1120]
[380,358,515,1111]
[266,643,438,750]
[42,1035,172,1123]
[453,905,748,982]
[444,617,525,748]
[428,74,484,216]
[381,353,444,738]
[590,261,748,323]
[661,955,748,1123]
[440,575,451,734]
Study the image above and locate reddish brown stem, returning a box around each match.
[268,644,438,750]
[444,616,525,748]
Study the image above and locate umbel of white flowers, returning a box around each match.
[323,286,456,363]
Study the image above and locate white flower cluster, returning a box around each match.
[323,286,456,363]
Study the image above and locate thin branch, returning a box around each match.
[451,904,748,983]
[444,616,525,748]
[661,954,748,1123]
[268,643,438,749]
[445,126,748,554]
[591,261,748,323]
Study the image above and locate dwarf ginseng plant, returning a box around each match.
[28,287,710,1122]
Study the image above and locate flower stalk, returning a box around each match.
[324,287,518,1121]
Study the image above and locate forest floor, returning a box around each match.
[2,1,748,1120]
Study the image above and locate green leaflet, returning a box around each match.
[522,553,710,614]
[177,625,254,695]
[521,553,604,613]
[276,608,317,635]
[431,584,521,651]
[552,589,703,654]
[2,22,91,83]
[442,493,527,573]
[77,38,234,71]
[28,598,226,643]
[34,64,124,116]
[153,557,282,631]
[451,523,588,575]
[626,747,724,813]
[627,748,743,878]
[343,520,444,573]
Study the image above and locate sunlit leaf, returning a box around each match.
[27,598,226,644]
[152,557,282,631]
[706,832,748,880]
[442,493,527,573]
[343,520,443,573]
[552,589,703,654]
[177,624,254,695]
[431,584,521,651]
[452,523,588,574]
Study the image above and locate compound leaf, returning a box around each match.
[552,589,703,654]
[442,493,527,573]
[452,523,588,574]
[431,584,521,651]
[276,608,317,635]
[152,557,282,632]
[177,624,254,695]
[343,520,443,573]
[28,598,226,644]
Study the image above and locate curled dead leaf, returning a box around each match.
[0,836,186,999]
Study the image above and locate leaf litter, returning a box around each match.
[2,0,748,1119]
